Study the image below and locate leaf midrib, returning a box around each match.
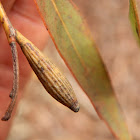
[51,0,87,71]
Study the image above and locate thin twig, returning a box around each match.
[9,42,19,99]
[0,2,19,121]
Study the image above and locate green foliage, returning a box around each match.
[129,0,140,45]
[34,0,132,139]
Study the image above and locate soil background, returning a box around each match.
[7,0,140,140]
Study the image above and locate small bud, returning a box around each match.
[15,30,80,112]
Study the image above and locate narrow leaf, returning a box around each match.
[34,0,132,139]
[129,0,140,44]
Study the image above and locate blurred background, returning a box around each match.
[7,0,140,140]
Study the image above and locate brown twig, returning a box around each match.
[0,2,19,121]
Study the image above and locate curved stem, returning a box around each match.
[0,2,19,121]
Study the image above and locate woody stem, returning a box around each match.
[0,2,19,121]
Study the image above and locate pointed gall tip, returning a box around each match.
[70,101,80,112]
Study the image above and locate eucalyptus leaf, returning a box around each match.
[34,0,132,139]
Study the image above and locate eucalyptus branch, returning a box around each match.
[0,2,19,121]
[0,1,79,121]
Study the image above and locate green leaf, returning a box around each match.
[129,0,140,45]
[34,0,132,139]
